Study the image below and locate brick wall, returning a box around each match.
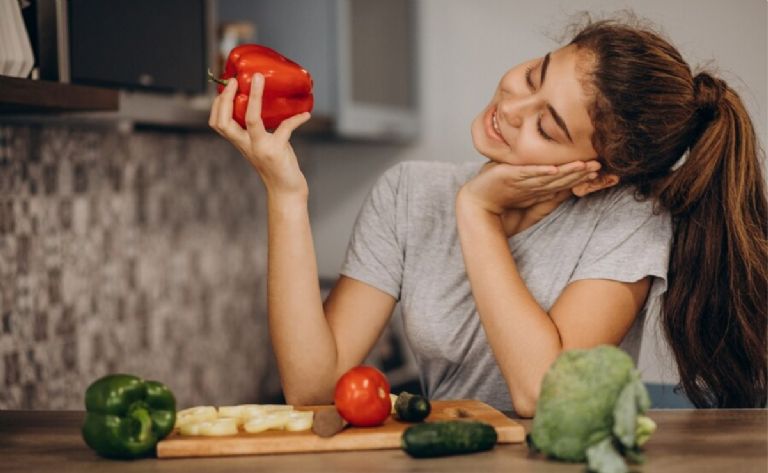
[0,125,280,409]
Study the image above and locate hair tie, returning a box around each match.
[693,72,725,118]
[670,147,690,171]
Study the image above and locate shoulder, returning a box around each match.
[379,160,483,197]
[579,185,669,226]
[383,160,481,181]
[566,185,673,260]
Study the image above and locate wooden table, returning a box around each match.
[1,409,765,472]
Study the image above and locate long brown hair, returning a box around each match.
[569,15,768,407]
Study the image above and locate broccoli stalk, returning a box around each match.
[635,415,657,447]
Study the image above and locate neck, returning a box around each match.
[502,191,573,237]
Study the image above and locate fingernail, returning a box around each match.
[253,73,263,84]
[588,172,598,179]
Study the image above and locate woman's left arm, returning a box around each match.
[455,170,650,418]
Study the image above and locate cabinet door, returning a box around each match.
[336,0,419,140]
[69,0,208,93]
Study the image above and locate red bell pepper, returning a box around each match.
[209,44,313,129]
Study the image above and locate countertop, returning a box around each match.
[1,409,766,472]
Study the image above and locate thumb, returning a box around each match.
[274,112,312,142]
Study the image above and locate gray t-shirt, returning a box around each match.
[340,160,672,412]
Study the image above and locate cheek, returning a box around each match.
[470,112,487,146]
[514,131,553,164]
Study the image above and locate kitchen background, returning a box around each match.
[0,0,765,409]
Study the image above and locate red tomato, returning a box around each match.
[334,365,391,427]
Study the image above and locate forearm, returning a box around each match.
[455,193,562,417]
[267,192,338,404]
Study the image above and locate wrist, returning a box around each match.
[267,190,309,215]
[456,186,501,217]
[456,189,502,229]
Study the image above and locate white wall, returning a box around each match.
[302,0,767,384]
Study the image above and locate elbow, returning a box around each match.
[511,388,540,419]
[284,392,323,407]
[283,392,308,407]
[513,399,537,419]
[283,385,334,407]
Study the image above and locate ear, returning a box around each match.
[571,173,620,197]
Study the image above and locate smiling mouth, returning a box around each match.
[486,108,507,145]
[492,112,502,135]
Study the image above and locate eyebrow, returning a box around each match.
[540,53,574,144]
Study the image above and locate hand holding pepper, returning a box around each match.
[209,73,312,198]
[210,44,314,130]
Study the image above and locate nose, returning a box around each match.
[498,95,535,129]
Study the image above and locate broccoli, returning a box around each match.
[527,345,657,473]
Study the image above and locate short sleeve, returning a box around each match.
[340,163,407,300]
[570,189,672,289]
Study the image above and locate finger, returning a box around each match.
[217,78,239,129]
[522,160,590,187]
[209,94,221,129]
[545,169,597,190]
[556,160,589,174]
[554,159,601,175]
[273,112,312,142]
[516,165,558,179]
[245,73,266,135]
[583,159,603,173]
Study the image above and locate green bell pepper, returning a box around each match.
[81,374,176,459]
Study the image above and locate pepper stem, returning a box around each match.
[207,68,228,86]
[129,405,154,443]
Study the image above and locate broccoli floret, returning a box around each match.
[528,345,655,473]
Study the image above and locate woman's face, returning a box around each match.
[471,44,598,166]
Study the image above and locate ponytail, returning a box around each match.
[568,16,767,407]
[656,73,768,407]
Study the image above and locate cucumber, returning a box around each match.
[401,420,498,458]
[394,392,431,422]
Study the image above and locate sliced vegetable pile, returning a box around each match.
[527,345,657,473]
[176,404,314,436]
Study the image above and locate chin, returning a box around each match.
[470,134,514,164]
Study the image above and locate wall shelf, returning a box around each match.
[0,75,119,113]
[0,75,337,137]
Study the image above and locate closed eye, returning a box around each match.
[537,115,554,142]
[525,66,535,91]
[526,61,557,143]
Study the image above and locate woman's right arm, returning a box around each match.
[209,74,396,405]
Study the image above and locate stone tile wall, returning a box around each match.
[0,125,280,409]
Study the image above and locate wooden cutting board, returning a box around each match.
[157,399,525,458]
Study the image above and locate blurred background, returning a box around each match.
[0,0,765,410]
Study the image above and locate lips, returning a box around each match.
[485,106,508,145]
[492,112,502,135]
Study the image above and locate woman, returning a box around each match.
[209,17,767,415]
